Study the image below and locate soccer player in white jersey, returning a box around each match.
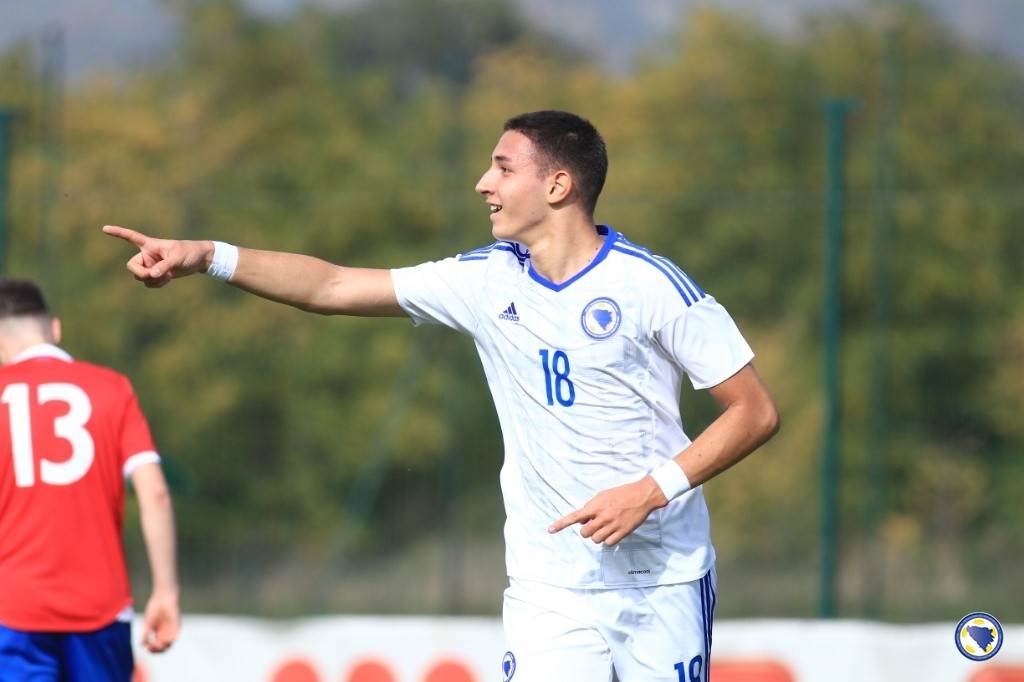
[104,110,779,682]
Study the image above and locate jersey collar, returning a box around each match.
[527,225,619,292]
[10,343,73,365]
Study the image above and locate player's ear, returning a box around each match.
[51,317,62,345]
[547,170,573,205]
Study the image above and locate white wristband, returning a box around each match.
[650,459,692,501]
[206,241,239,281]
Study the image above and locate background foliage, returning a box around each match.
[1,0,1021,620]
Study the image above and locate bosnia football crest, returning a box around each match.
[581,297,622,339]
[955,612,1003,661]
[501,651,516,681]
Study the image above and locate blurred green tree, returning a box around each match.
[0,0,1020,618]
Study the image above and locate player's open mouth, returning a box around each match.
[489,204,502,214]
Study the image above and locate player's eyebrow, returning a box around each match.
[493,154,514,164]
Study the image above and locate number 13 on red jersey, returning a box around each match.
[2,382,94,487]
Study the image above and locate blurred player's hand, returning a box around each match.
[141,589,180,653]
[103,225,213,288]
[548,476,668,547]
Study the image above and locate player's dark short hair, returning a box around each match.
[503,110,608,216]
[0,280,51,320]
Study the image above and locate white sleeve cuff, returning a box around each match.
[123,450,161,478]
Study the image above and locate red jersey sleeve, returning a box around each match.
[118,377,158,475]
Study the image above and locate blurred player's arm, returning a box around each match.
[131,462,180,654]
[102,225,404,317]
[550,363,779,546]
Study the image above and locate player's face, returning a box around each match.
[475,131,552,242]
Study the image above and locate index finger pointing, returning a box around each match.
[102,225,149,248]
[548,509,590,534]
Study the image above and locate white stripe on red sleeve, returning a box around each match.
[123,450,161,478]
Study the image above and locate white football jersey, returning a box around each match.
[391,225,754,588]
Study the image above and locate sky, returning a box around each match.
[1,0,1023,83]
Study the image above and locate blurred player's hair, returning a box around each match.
[504,110,608,216]
[0,279,52,324]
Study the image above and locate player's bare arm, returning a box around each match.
[131,462,180,653]
[102,225,405,317]
[549,363,779,546]
[674,363,779,485]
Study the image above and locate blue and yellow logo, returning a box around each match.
[955,612,1003,661]
[581,297,622,339]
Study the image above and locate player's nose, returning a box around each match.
[475,169,494,196]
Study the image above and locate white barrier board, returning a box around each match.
[133,616,1023,682]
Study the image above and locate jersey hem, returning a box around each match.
[0,599,133,633]
[505,562,715,590]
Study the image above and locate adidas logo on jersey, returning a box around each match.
[498,302,520,322]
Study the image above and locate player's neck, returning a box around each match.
[526,215,604,285]
[0,336,54,365]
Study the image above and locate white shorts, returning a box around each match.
[500,569,716,682]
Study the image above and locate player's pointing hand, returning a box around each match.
[548,476,669,547]
[102,225,213,288]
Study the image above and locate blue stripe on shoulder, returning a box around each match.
[610,243,706,306]
[457,241,528,264]
[458,242,500,260]
[654,254,702,300]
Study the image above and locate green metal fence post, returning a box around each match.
[0,109,15,275]
[820,99,856,619]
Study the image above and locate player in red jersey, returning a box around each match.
[0,280,180,681]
